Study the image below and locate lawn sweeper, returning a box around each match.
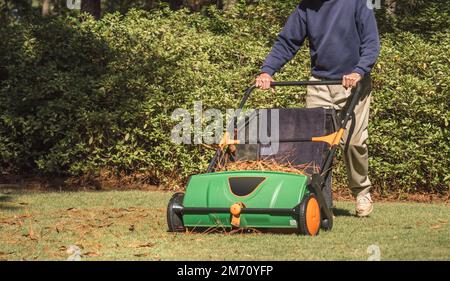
[167,80,363,236]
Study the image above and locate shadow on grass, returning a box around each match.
[333,208,353,217]
[0,195,13,202]
[0,194,22,211]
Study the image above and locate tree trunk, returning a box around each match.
[81,0,101,19]
[144,0,157,10]
[217,0,236,10]
[183,0,210,12]
[42,0,51,16]
[164,0,183,10]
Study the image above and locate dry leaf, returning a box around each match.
[128,242,155,248]
[27,220,37,240]
[84,251,101,257]
[218,159,317,176]
[137,243,155,248]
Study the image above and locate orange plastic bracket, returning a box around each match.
[311,128,345,147]
[219,132,241,150]
[230,202,245,228]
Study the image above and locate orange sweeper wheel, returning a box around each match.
[298,193,321,236]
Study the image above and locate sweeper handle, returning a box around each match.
[237,80,342,110]
[242,80,365,180]
[208,79,362,174]
[238,80,363,137]
[271,80,342,87]
[240,79,362,133]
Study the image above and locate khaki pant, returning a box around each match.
[306,75,372,197]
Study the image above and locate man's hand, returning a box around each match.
[342,73,362,89]
[255,73,275,93]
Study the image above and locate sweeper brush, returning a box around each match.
[167,80,364,236]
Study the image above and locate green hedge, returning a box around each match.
[0,1,449,193]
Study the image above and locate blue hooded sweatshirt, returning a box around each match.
[261,0,381,80]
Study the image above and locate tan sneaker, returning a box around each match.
[356,193,373,217]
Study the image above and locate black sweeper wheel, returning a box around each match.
[167,192,185,233]
[298,193,321,236]
[321,217,333,231]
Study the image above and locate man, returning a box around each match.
[256,0,380,217]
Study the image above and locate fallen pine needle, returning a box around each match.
[218,159,318,176]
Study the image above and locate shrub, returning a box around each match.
[0,1,448,193]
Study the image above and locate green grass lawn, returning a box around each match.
[0,190,449,261]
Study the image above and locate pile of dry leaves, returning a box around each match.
[217,158,319,176]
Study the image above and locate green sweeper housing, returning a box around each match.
[167,80,364,236]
